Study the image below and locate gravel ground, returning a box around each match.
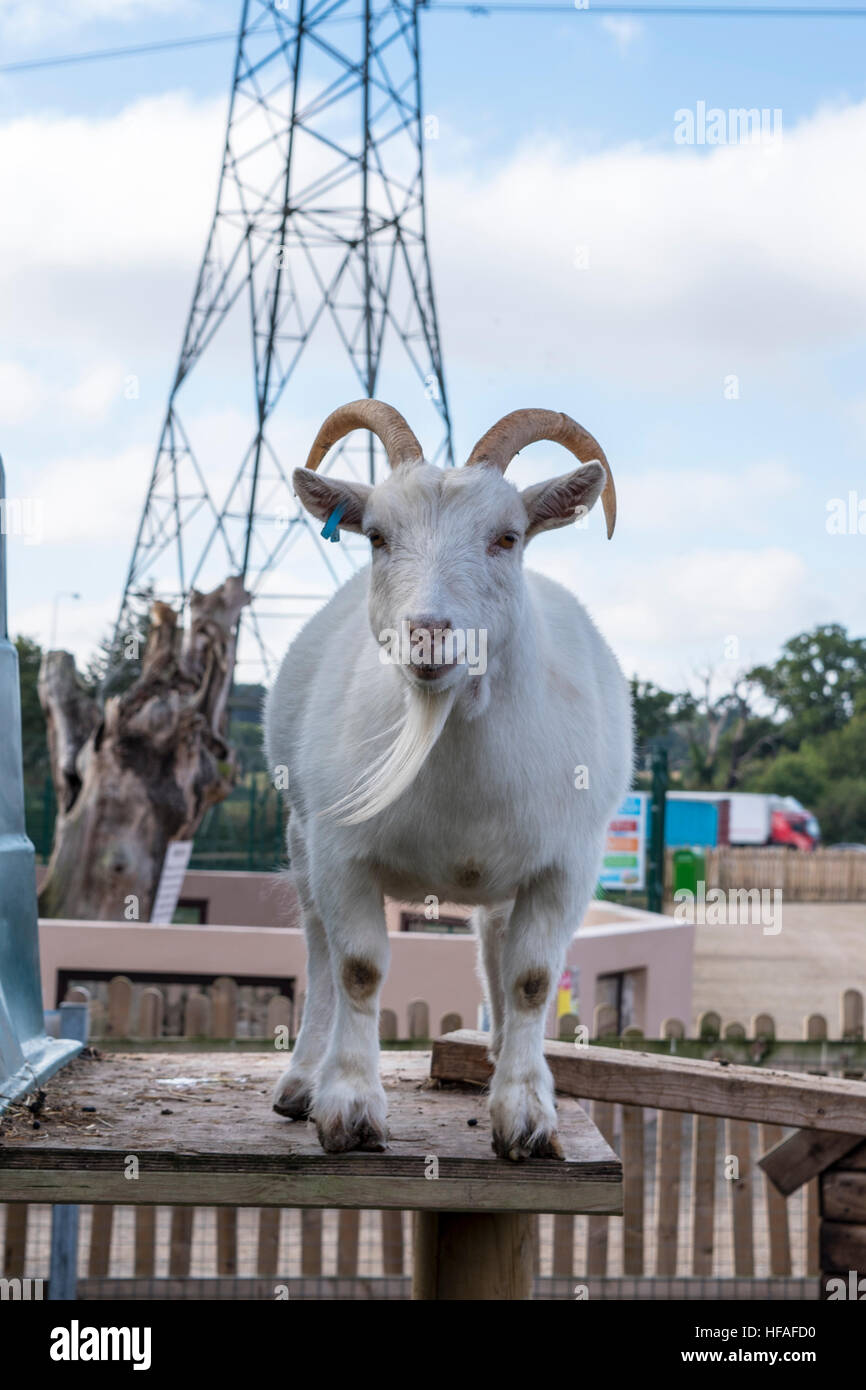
[691,901,866,1037]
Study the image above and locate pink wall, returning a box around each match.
[39,888,693,1037]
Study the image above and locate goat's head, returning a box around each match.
[293,400,616,694]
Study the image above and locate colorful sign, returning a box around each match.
[599,792,648,891]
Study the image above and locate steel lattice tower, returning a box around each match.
[116,0,453,680]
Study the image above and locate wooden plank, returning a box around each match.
[379,1008,398,1041]
[759,1127,863,1196]
[183,991,211,1037]
[256,1208,280,1277]
[0,1053,621,1215]
[216,1207,237,1276]
[107,976,132,1038]
[412,1211,534,1299]
[337,1209,360,1276]
[834,1140,866,1170]
[407,1000,429,1040]
[820,1219,866,1274]
[2,1203,28,1276]
[806,1179,820,1276]
[760,1124,791,1276]
[301,1209,322,1276]
[552,1214,574,1276]
[655,1109,682,1276]
[168,1207,193,1277]
[381,1210,404,1275]
[87,1204,113,1277]
[431,1030,866,1135]
[586,1100,614,1276]
[841,988,864,1041]
[621,1104,644,1276]
[211,977,238,1040]
[727,1118,754,1277]
[822,1171,866,1223]
[133,1207,155,1278]
[691,1114,717,1277]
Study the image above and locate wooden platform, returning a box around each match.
[0,1050,622,1216]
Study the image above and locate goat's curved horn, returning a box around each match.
[304,399,424,473]
[466,408,616,539]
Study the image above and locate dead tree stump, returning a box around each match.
[37,576,250,921]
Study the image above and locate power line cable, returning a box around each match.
[0,30,237,75]
[2,5,865,77]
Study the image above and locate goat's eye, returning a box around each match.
[368,530,386,550]
[495,532,518,551]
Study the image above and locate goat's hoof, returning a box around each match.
[492,1128,565,1162]
[313,1081,389,1153]
[488,1067,561,1161]
[272,1070,314,1120]
[316,1115,388,1154]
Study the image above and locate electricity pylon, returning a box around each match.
[116,0,453,680]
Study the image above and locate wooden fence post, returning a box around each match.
[107,975,133,1038]
[407,1000,430,1040]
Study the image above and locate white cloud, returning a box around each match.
[0,93,224,271]
[0,362,45,422]
[621,460,799,538]
[600,17,643,51]
[0,0,198,44]
[30,444,152,544]
[429,98,866,381]
[532,542,822,690]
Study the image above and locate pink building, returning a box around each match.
[38,869,694,1038]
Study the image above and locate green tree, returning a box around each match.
[814,778,866,845]
[15,634,49,786]
[629,677,681,752]
[748,624,866,742]
[748,746,828,808]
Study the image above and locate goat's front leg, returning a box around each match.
[489,869,579,1161]
[311,863,389,1153]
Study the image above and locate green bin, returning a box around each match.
[671,847,705,898]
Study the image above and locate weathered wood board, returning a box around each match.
[759,1127,864,1196]
[0,1050,622,1214]
[432,1031,866,1135]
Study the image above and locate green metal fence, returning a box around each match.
[26,773,287,874]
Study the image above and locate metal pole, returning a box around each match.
[48,1003,89,1301]
[647,747,668,915]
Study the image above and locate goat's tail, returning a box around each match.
[326,685,457,825]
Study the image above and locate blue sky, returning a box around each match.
[1,0,865,692]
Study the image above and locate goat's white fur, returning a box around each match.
[265,447,632,1158]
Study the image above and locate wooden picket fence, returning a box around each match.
[62,975,463,1044]
[665,846,866,901]
[4,986,863,1298]
[64,976,866,1048]
[563,984,866,1048]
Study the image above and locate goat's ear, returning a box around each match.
[519,462,607,541]
[292,469,372,533]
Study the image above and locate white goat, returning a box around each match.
[265,400,632,1158]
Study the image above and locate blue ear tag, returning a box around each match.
[321,501,348,543]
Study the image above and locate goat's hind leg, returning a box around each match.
[474,902,513,1062]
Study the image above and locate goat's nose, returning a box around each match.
[407,615,453,639]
